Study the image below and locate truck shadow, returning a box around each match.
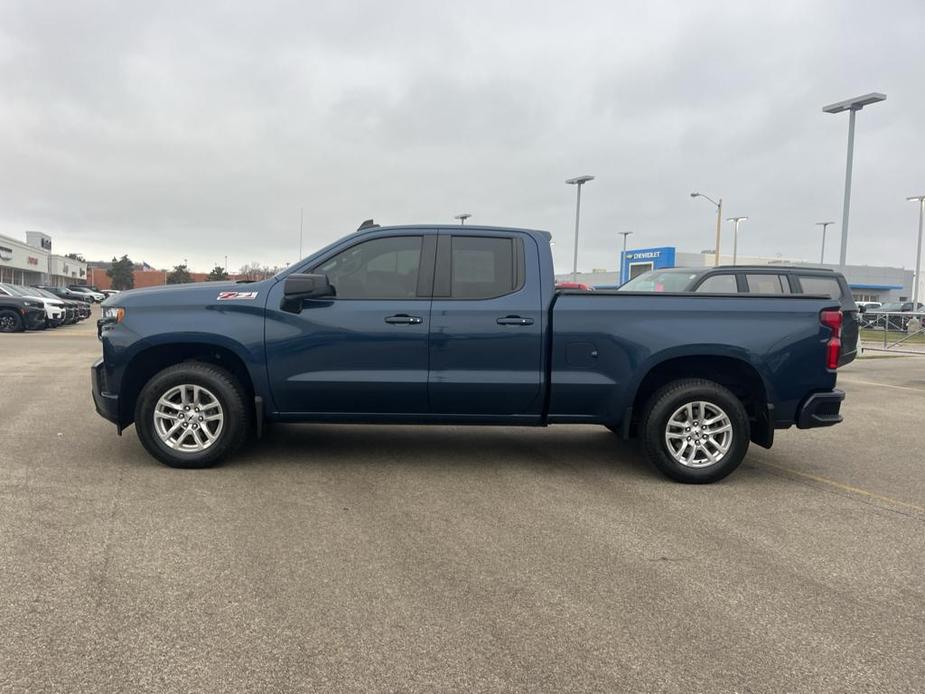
[228,423,658,479]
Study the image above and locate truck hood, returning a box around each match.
[105,279,275,307]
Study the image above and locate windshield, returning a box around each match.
[12,284,43,298]
[32,288,59,299]
[617,270,700,293]
[1,283,30,297]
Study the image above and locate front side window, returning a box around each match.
[451,237,517,299]
[317,236,422,299]
[694,274,738,293]
[745,274,790,294]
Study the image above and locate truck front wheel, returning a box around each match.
[640,378,749,484]
[134,362,250,469]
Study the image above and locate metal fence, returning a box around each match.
[859,311,925,354]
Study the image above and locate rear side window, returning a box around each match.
[798,276,842,300]
[317,236,422,299]
[451,237,518,299]
[694,274,738,293]
[745,274,790,294]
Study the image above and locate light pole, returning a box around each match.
[454,213,471,225]
[566,175,594,281]
[816,222,834,264]
[691,192,723,266]
[822,92,886,268]
[907,196,925,307]
[727,217,747,265]
[618,231,633,284]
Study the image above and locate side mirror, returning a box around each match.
[282,273,334,311]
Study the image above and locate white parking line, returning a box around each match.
[839,378,924,393]
[758,461,925,514]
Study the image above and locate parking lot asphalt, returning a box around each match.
[1,311,923,693]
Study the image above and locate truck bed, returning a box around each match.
[548,291,839,431]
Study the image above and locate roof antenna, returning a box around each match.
[357,219,379,231]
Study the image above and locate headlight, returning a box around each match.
[102,306,125,323]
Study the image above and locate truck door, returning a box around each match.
[428,233,544,417]
[265,233,435,415]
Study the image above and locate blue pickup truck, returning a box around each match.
[93,224,845,483]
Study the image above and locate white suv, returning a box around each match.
[67,286,106,302]
[0,283,66,327]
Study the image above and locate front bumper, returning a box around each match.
[796,389,845,429]
[91,357,120,428]
[22,307,46,330]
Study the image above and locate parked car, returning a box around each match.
[555,281,594,291]
[862,301,925,331]
[0,294,47,332]
[30,287,85,324]
[94,223,846,483]
[102,289,122,298]
[617,265,859,366]
[37,285,93,305]
[856,301,882,313]
[0,283,65,327]
[67,285,106,303]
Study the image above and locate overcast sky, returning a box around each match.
[1,0,923,273]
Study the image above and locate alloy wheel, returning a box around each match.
[153,384,224,452]
[664,400,733,468]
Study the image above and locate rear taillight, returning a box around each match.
[820,309,842,370]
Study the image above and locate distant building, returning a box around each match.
[0,231,88,287]
[558,246,915,303]
[86,266,241,290]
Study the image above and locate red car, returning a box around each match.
[555,281,594,292]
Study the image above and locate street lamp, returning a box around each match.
[907,195,925,307]
[822,92,886,268]
[618,231,633,284]
[454,213,471,225]
[816,221,834,264]
[691,192,723,266]
[726,217,747,265]
[566,175,594,281]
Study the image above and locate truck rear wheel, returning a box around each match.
[640,378,749,484]
[134,362,250,469]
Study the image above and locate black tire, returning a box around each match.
[0,309,23,333]
[640,378,750,484]
[134,362,250,469]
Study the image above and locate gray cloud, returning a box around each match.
[0,0,923,273]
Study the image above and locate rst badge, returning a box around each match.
[217,291,258,301]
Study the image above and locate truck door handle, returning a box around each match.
[496,315,534,326]
[384,314,423,325]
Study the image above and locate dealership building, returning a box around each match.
[0,231,89,287]
[559,246,916,303]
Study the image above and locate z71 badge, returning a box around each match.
[217,291,258,301]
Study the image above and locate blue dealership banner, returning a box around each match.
[620,246,676,282]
